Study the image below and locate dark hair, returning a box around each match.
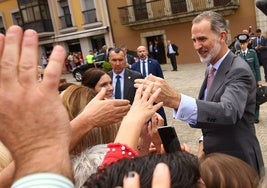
[108,47,124,55]
[82,68,108,88]
[256,29,262,33]
[83,152,201,188]
[58,82,74,93]
[199,153,259,188]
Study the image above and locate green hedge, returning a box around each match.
[101,61,112,72]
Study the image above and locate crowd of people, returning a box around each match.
[0,10,267,188]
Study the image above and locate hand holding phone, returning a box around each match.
[157,126,181,153]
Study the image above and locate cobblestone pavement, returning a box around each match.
[62,63,267,164]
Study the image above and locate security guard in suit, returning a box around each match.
[236,34,262,123]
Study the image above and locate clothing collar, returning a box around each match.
[210,49,230,72]
[241,48,248,54]
[141,57,148,63]
[113,69,125,77]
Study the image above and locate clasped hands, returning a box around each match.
[134,74,181,110]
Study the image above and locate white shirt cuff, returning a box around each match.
[11,173,74,188]
[173,94,198,126]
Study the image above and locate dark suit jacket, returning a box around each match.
[130,58,164,78]
[236,49,261,82]
[252,36,267,60]
[126,54,135,65]
[167,44,179,57]
[196,51,264,173]
[109,68,143,104]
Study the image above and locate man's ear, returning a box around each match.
[219,31,227,43]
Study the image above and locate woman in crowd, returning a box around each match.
[81,68,121,146]
[66,82,164,187]
[82,68,113,99]
[61,84,120,154]
[199,153,259,188]
[82,84,204,188]
[61,84,123,187]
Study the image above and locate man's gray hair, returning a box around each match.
[192,11,228,36]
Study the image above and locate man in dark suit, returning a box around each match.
[130,45,167,126]
[167,40,179,71]
[109,48,143,104]
[252,28,267,82]
[131,45,164,78]
[120,45,136,65]
[152,40,161,63]
[135,11,264,174]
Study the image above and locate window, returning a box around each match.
[18,0,40,23]
[133,0,148,21]
[17,0,51,23]
[40,4,51,19]
[82,0,97,24]
[17,0,53,32]
[12,11,23,26]
[58,0,73,28]
[170,0,187,14]
[0,16,5,34]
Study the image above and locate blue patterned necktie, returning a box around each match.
[142,61,146,77]
[115,75,121,99]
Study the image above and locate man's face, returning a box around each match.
[137,46,148,60]
[109,51,126,74]
[240,42,248,51]
[191,20,221,65]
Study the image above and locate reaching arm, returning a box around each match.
[100,84,163,167]
[0,26,73,186]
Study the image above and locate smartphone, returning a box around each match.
[158,126,181,153]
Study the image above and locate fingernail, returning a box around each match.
[154,163,169,175]
[126,171,135,178]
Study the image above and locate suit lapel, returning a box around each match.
[136,61,141,72]
[206,52,234,101]
[147,58,153,75]
[123,69,131,97]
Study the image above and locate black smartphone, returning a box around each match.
[158,126,181,153]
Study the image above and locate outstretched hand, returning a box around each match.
[115,83,163,150]
[79,87,131,128]
[0,26,72,181]
[134,74,181,109]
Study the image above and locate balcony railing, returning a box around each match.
[118,0,239,29]
[83,9,97,24]
[22,20,54,33]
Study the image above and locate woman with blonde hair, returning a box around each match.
[61,84,120,155]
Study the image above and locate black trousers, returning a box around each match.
[169,53,177,70]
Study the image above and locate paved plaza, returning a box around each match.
[62,62,267,164]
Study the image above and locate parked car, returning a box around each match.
[72,53,106,81]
